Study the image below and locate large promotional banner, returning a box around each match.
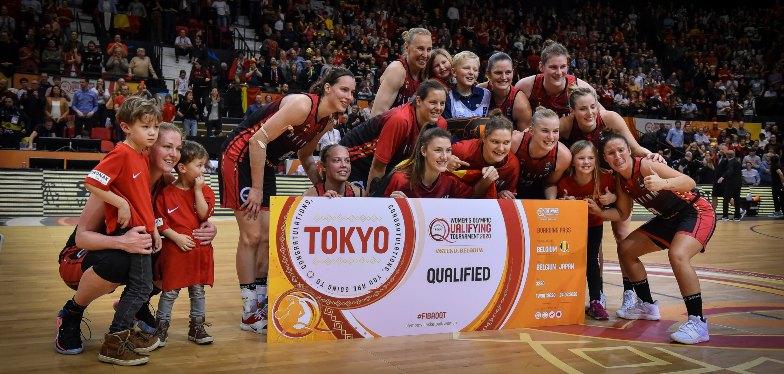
[268,197,587,343]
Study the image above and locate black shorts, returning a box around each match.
[637,197,716,251]
[82,249,131,284]
[711,183,723,197]
[219,149,277,210]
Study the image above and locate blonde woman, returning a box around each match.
[371,27,432,116]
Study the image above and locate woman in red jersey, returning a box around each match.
[514,42,596,117]
[451,110,519,198]
[385,127,474,198]
[602,133,716,345]
[479,52,532,131]
[511,106,572,199]
[423,48,453,89]
[557,140,619,320]
[303,144,363,197]
[219,68,355,334]
[371,27,432,117]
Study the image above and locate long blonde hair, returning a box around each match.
[567,140,601,199]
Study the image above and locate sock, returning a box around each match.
[255,277,268,301]
[240,283,256,291]
[64,298,86,316]
[631,279,654,303]
[240,283,256,314]
[622,277,634,292]
[683,293,704,320]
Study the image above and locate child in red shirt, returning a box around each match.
[161,95,176,123]
[84,96,162,364]
[154,140,216,345]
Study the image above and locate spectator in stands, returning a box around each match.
[150,0,164,43]
[743,150,761,170]
[719,149,744,221]
[189,60,211,110]
[770,155,783,218]
[177,90,199,136]
[40,39,62,74]
[297,60,319,90]
[191,36,208,65]
[681,98,698,119]
[162,94,176,123]
[129,48,159,80]
[20,79,44,129]
[265,58,285,92]
[92,79,110,128]
[175,69,189,103]
[105,47,129,77]
[0,30,16,76]
[106,34,128,59]
[212,0,230,32]
[244,58,264,87]
[0,6,14,35]
[737,121,749,140]
[204,88,224,137]
[0,96,26,148]
[82,41,103,77]
[707,122,721,140]
[71,79,98,137]
[694,127,710,147]
[45,85,69,136]
[742,161,761,186]
[27,117,56,146]
[62,46,81,77]
[174,29,193,64]
[244,94,263,118]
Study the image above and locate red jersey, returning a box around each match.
[223,94,331,166]
[562,111,609,149]
[617,157,701,219]
[162,102,176,123]
[384,171,474,198]
[391,56,420,108]
[341,103,447,181]
[153,184,216,291]
[529,74,578,117]
[557,172,616,227]
[451,138,520,194]
[85,142,154,234]
[313,182,357,197]
[488,83,522,122]
[515,131,559,189]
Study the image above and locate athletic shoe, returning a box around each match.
[154,319,170,347]
[240,309,267,333]
[620,290,637,310]
[128,324,161,355]
[616,299,660,320]
[55,309,84,355]
[671,315,710,344]
[97,330,149,366]
[586,300,610,320]
[188,316,214,345]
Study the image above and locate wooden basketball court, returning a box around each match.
[1,219,783,373]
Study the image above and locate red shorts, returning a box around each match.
[637,197,716,251]
[219,140,276,211]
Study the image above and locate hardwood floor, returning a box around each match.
[1,219,782,373]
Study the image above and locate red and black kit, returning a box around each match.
[488,82,522,122]
[556,172,616,227]
[618,157,716,249]
[219,94,332,209]
[451,138,520,195]
[529,74,577,117]
[562,112,609,149]
[384,171,474,198]
[515,131,558,198]
[391,56,420,108]
[313,182,358,197]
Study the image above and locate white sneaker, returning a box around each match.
[616,299,660,320]
[240,309,267,334]
[671,315,709,344]
[621,290,637,310]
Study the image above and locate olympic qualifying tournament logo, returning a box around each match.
[429,218,454,243]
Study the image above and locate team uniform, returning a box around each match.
[443,86,491,119]
[153,184,216,291]
[312,182,360,197]
[515,131,559,199]
[529,74,578,117]
[562,112,609,149]
[384,171,474,198]
[618,157,716,250]
[451,138,520,197]
[488,83,523,122]
[391,57,420,108]
[340,103,447,186]
[220,94,333,209]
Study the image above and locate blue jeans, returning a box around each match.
[156,285,206,321]
[183,119,198,137]
[109,253,153,332]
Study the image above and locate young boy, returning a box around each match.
[83,96,163,366]
[153,141,216,346]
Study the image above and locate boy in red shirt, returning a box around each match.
[84,96,163,365]
[161,95,176,123]
[153,141,216,346]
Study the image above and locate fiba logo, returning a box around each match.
[536,207,559,221]
[534,310,563,320]
[428,218,453,243]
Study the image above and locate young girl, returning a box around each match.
[602,133,716,344]
[303,144,364,197]
[443,51,491,120]
[385,127,474,198]
[161,95,176,123]
[423,48,453,89]
[556,140,619,320]
[154,140,216,345]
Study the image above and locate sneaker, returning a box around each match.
[240,309,267,333]
[97,330,150,366]
[671,315,710,344]
[154,319,170,347]
[188,316,214,345]
[55,309,84,355]
[616,299,661,320]
[586,300,610,320]
[621,290,637,310]
[128,324,161,355]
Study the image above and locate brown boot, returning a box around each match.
[128,324,161,355]
[97,330,150,366]
[154,319,170,347]
[188,316,214,345]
